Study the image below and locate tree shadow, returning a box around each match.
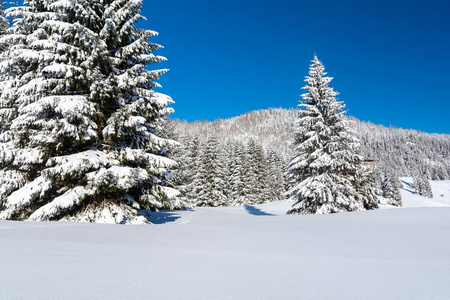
[139,210,182,224]
[244,205,275,216]
[401,180,411,187]
[401,180,415,194]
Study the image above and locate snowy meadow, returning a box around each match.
[1,178,449,300]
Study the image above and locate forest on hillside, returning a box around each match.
[170,108,450,183]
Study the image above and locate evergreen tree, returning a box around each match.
[266,149,286,201]
[229,141,251,205]
[354,166,381,210]
[195,136,227,207]
[0,0,179,223]
[412,174,433,198]
[163,133,193,210]
[243,139,263,204]
[235,140,252,205]
[225,140,243,205]
[254,143,271,204]
[381,172,402,207]
[177,136,201,205]
[287,55,378,215]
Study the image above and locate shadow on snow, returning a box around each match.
[401,180,415,194]
[401,180,411,187]
[139,210,182,224]
[244,205,275,216]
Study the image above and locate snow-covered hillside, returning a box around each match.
[398,177,450,208]
[171,108,450,179]
[1,179,449,299]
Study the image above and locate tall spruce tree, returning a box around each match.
[195,136,227,207]
[228,140,250,206]
[266,149,286,202]
[0,0,179,223]
[171,135,200,206]
[287,55,378,215]
[253,142,271,204]
[381,172,402,207]
[243,139,260,204]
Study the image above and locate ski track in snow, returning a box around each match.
[0,178,449,299]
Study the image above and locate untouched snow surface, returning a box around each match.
[1,178,450,299]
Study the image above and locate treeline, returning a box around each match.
[353,118,450,180]
[171,108,450,181]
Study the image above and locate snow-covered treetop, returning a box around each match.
[301,55,344,121]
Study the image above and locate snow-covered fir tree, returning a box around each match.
[412,174,433,198]
[226,140,247,205]
[195,136,227,207]
[170,134,199,206]
[353,166,381,210]
[266,149,286,202]
[235,142,252,205]
[253,141,272,204]
[0,0,181,224]
[244,139,263,204]
[381,172,402,206]
[287,55,378,215]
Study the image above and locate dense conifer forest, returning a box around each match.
[170,107,450,199]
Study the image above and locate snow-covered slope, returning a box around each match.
[399,177,450,208]
[1,181,449,300]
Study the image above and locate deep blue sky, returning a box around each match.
[141,0,450,134]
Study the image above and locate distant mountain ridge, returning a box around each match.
[171,108,450,179]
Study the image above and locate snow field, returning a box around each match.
[0,179,449,300]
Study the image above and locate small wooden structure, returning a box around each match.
[363,159,376,171]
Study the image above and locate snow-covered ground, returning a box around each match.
[1,178,449,299]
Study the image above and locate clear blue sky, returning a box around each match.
[141,0,450,134]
